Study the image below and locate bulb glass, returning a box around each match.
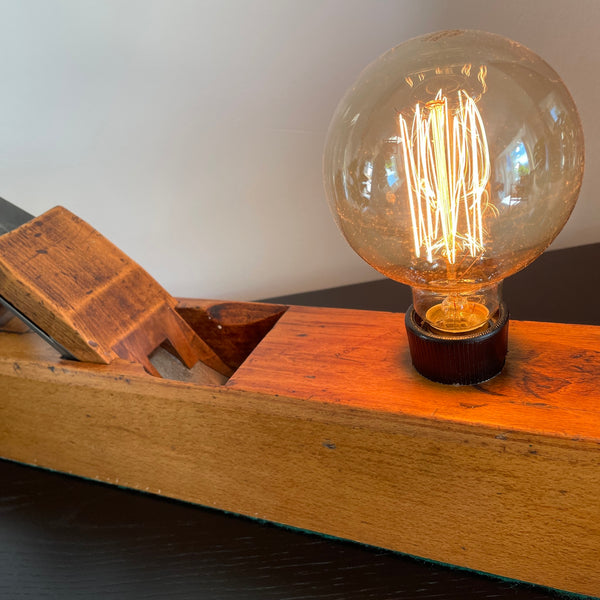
[324,30,584,332]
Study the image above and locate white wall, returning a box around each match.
[0,0,597,299]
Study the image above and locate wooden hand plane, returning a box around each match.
[1,197,600,598]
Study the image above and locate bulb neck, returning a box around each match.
[405,302,509,385]
[411,282,502,334]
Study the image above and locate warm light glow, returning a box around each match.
[399,87,491,266]
[324,30,584,339]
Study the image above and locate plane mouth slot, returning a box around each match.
[174,299,288,381]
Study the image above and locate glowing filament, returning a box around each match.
[399,89,491,265]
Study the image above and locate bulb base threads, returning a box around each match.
[405,303,509,385]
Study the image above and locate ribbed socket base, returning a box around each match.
[405,303,509,385]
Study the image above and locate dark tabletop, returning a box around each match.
[1,243,599,600]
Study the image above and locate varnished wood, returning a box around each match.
[231,306,600,439]
[176,298,287,370]
[0,206,231,377]
[0,301,598,596]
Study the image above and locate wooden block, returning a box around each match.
[0,207,231,377]
[0,301,598,597]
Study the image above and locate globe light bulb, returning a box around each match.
[323,30,584,384]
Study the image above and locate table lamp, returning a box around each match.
[323,30,584,384]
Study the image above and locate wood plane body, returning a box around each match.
[0,299,599,597]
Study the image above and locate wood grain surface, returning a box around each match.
[230,306,600,440]
[0,301,598,596]
[176,298,287,371]
[0,206,231,377]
